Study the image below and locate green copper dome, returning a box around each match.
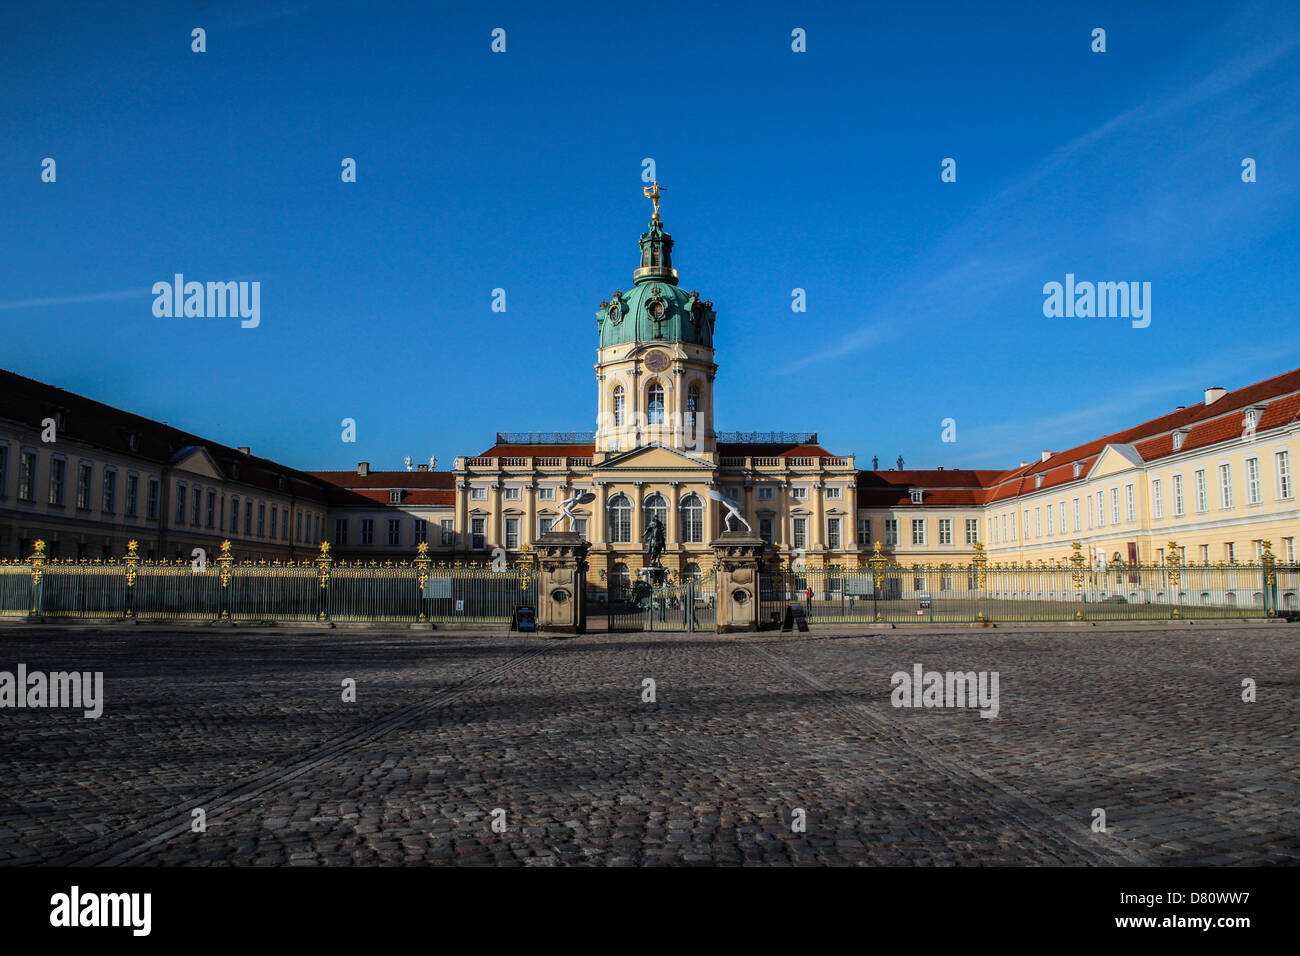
[596,218,716,348]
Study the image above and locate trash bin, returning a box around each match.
[514,605,536,633]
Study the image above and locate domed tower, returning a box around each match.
[594,184,718,460]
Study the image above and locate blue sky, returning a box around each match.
[2,0,1298,473]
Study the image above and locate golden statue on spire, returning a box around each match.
[643,180,665,220]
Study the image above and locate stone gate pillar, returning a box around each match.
[710,530,766,633]
[534,530,590,635]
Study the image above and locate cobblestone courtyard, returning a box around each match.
[0,623,1296,866]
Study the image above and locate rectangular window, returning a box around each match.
[440,519,454,545]
[1246,457,1261,504]
[1173,474,1185,516]
[413,519,427,544]
[296,510,304,541]
[18,451,36,501]
[360,518,373,545]
[1276,451,1292,499]
[257,503,266,537]
[911,518,926,546]
[1041,506,1049,538]
[502,517,518,549]
[269,506,278,540]
[858,518,871,544]
[503,487,521,501]
[1284,537,1295,563]
[965,518,979,544]
[792,517,807,549]
[471,517,486,550]
[573,518,588,541]
[757,486,774,501]
[825,486,842,499]
[538,517,553,537]
[1110,487,1120,524]
[470,487,487,500]
[192,487,202,526]
[538,487,555,500]
[282,514,289,541]
[1200,544,1209,564]
[1151,480,1163,519]
[334,518,348,545]
[229,496,240,535]
[759,516,774,543]
[827,517,841,549]
[146,478,160,520]
[176,484,187,523]
[1072,497,1081,531]
[938,518,952,545]
[991,516,999,544]
[77,463,92,509]
[102,470,116,513]
[1194,469,1208,512]
[48,458,66,505]
[1001,514,1008,541]
[1125,483,1135,522]
[244,501,252,535]
[1225,542,1236,564]
[388,518,401,546]
[1218,464,1233,509]
[884,518,898,546]
[1096,492,1104,527]
[1023,510,1030,539]
[126,475,139,517]
[0,445,6,499]
[791,487,808,500]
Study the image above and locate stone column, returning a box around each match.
[533,529,590,636]
[711,530,765,633]
[594,481,608,547]
[667,481,681,548]
[632,481,645,548]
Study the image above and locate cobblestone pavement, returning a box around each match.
[0,623,1295,866]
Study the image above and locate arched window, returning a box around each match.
[683,562,702,582]
[611,561,631,597]
[608,493,632,543]
[681,493,703,543]
[643,493,667,531]
[612,385,625,427]
[686,385,699,432]
[647,382,665,425]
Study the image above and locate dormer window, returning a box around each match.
[389,490,402,504]
[910,489,923,504]
[1173,428,1189,451]
[1035,475,1044,488]
[277,476,287,492]
[1072,463,1082,479]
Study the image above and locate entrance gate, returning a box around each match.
[597,573,716,632]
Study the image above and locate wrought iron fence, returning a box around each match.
[0,540,531,625]
[760,557,1296,625]
[596,572,716,632]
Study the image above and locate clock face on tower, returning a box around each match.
[644,349,670,372]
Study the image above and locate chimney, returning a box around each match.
[936,466,944,470]
[417,463,429,472]
[357,462,370,476]
[1040,450,1051,463]
[237,446,251,455]
[1204,387,1227,406]
[1019,461,1028,468]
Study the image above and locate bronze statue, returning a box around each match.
[642,514,666,566]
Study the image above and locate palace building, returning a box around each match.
[2,190,1298,585]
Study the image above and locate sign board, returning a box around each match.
[781,605,809,632]
[422,577,453,599]
[845,575,874,597]
[455,599,464,613]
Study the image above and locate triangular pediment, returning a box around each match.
[169,445,223,479]
[1087,443,1145,480]
[596,443,714,471]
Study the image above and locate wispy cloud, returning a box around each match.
[0,288,148,311]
